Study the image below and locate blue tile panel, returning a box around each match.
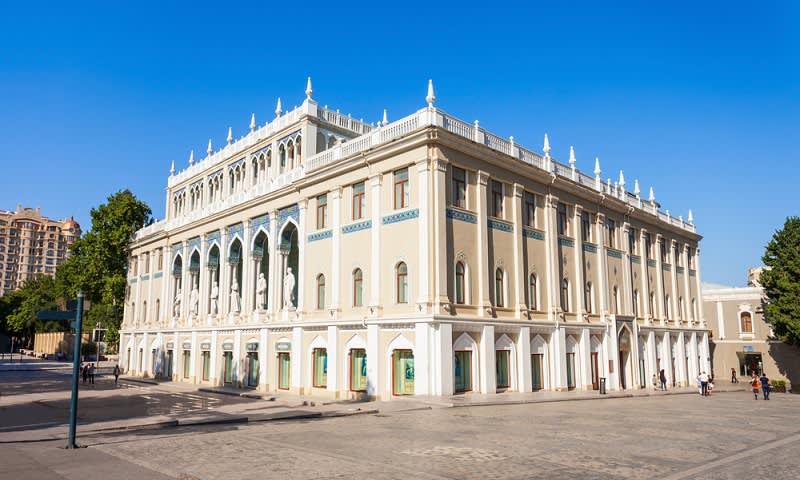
[251,214,270,235]
[128,277,137,284]
[647,259,657,268]
[689,269,697,277]
[207,230,221,247]
[676,266,685,274]
[631,255,641,264]
[583,243,598,253]
[153,272,163,279]
[663,264,672,272]
[171,243,182,256]
[607,249,623,259]
[139,275,150,281]
[227,223,244,239]
[188,236,201,252]
[382,208,419,225]
[523,228,545,241]
[342,220,372,234]
[279,204,299,225]
[446,208,477,224]
[308,230,333,242]
[558,237,575,248]
[488,219,513,233]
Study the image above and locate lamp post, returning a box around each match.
[67,290,84,449]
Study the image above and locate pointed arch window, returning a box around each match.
[585,282,594,314]
[353,268,363,307]
[316,274,326,310]
[494,268,505,308]
[612,286,620,315]
[560,279,570,312]
[396,262,408,303]
[455,262,466,305]
[529,274,538,311]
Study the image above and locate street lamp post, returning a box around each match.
[67,290,84,449]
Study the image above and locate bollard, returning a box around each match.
[600,377,607,394]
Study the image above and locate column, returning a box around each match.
[259,328,269,391]
[676,331,687,386]
[146,251,154,328]
[181,241,190,324]
[647,331,657,388]
[682,244,692,323]
[432,160,450,308]
[435,322,454,396]
[688,331,699,382]
[622,222,634,315]
[330,188,342,313]
[662,333,673,386]
[134,256,142,329]
[694,248,706,328]
[579,328,591,389]
[573,205,585,319]
[190,330,198,383]
[416,160,430,306]
[512,184,526,317]
[268,211,279,315]
[297,200,307,313]
[199,235,208,318]
[640,229,651,324]
[234,329,242,386]
[219,228,229,322]
[670,240,680,325]
[210,331,219,385]
[518,326,532,392]
[414,322,431,395]
[654,234,665,325]
[479,324,496,393]
[142,332,150,376]
[595,213,608,319]
[366,323,379,398]
[291,326,303,393]
[241,219,252,318]
[551,326,567,391]
[605,323,620,390]
[119,332,127,370]
[476,171,492,314]
[327,325,338,394]
[545,196,561,321]
[716,300,726,339]
[368,174,382,313]
[130,335,138,374]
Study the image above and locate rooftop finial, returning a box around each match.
[249,113,256,132]
[649,186,656,203]
[543,133,551,155]
[688,209,694,224]
[275,97,283,117]
[382,108,388,126]
[569,146,576,166]
[594,157,601,177]
[207,139,213,157]
[170,159,175,176]
[619,170,626,189]
[634,179,641,197]
[305,76,313,100]
[188,150,194,166]
[227,127,233,145]
[426,79,436,108]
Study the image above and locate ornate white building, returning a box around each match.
[121,79,709,399]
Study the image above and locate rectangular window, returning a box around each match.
[349,349,367,392]
[223,351,233,384]
[606,219,617,248]
[531,354,544,391]
[182,351,191,379]
[660,238,668,264]
[452,167,466,208]
[394,168,409,209]
[524,192,536,227]
[674,244,681,266]
[557,203,568,236]
[454,350,472,392]
[278,353,291,390]
[392,349,415,395]
[581,212,592,242]
[144,253,150,274]
[316,194,328,229]
[688,247,694,269]
[566,353,576,390]
[202,351,211,381]
[496,350,510,389]
[312,348,328,388]
[491,181,503,218]
[629,228,637,255]
[645,234,653,259]
[352,182,365,220]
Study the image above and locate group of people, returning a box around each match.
[80,363,122,385]
[750,371,771,400]
[652,369,668,390]
[696,371,714,396]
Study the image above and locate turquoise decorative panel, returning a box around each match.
[342,220,372,234]
[382,208,419,225]
[446,208,477,224]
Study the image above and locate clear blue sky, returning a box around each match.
[1,1,797,287]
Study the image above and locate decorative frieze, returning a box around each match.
[279,204,299,225]
[647,259,657,268]
[446,208,477,224]
[558,237,575,248]
[582,243,597,253]
[308,230,333,242]
[631,255,641,264]
[251,214,269,235]
[607,249,623,259]
[342,220,372,234]
[382,208,419,225]
[523,228,545,241]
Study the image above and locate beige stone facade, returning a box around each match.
[0,205,80,296]
[121,80,709,399]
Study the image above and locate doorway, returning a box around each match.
[454,351,472,393]
[278,352,291,390]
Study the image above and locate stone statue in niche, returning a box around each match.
[190,284,199,316]
[173,289,182,317]
[210,281,219,315]
[257,273,267,309]
[230,279,241,313]
[283,267,295,309]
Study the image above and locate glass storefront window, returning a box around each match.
[454,351,472,392]
[278,353,291,390]
[223,351,233,384]
[246,353,259,387]
[182,351,190,379]
[531,354,543,391]
[496,350,510,389]
[350,349,367,392]
[392,350,414,395]
[566,353,576,390]
[312,348,328,388]
[202,351,211,381]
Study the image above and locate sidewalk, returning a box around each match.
[0,378,751,444]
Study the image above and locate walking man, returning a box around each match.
[659,369,667,391]
[113,364,120,385]
[730,367,738,383]
[699,371,709,396]
[88,363,95,385]
[760,371,770,400]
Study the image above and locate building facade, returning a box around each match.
[0,205,81,296]
[121,79,709,400]
[703,270,799,387]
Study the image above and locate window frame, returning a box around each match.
[491,181,504,218]
[524,192,536,227]
[396,262,408,304]
[557,203,568,236]
[494,268,505,308]
[452,167,467,208]
[352,182,366,220]
[353,268,363,307]
[455,261,466,305]
[394,168,409,210]
[316,274,326,310]
[316,194,328,229]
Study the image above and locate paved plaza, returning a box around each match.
[2,375,798,480]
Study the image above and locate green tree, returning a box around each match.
[761,216,800,345]
[5,275,58,347]
[55,189,152,348]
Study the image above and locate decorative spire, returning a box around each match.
[170,159,175,176]
[688,209,694,224]
[594,157,601,177]
[275,97,283,117]
[569,146,576,167]
[227,127,233,145]
[648,186,655,203]
[188,150,194,166]
[305,76,313,100]
[634,179,640,197]
[426,79,436,108]
[382,108,388,126]
[206,139,213,157]
[619,170,625,190]
[249,113,256,132]
[543,133,551,156]
[607,178,612,193]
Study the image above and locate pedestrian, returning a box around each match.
[750,373,760,400]
[82,363,88,383]
[708,378,714,395]
[696,373,702,395]
[699,371,709,396]
[651,373,657,389]
[113,364,120,385]
[659,369,667,391]
[89,363,95,385]
[730,367,738,383]
[760,372,770,400]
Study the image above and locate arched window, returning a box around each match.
[316,274,326,310]
[353,269,363,307]
[740,312,753,333]
[649,291,656,318]
[155,299,160,323]
[612,286,620,315]
[560,279,570,312]
[495,268,505,308]
[455,262,466,305]
[585,282,593,314]
[678,296,684,320]
[633,289,640,318]
[396,262,408,303]
[142,301,147,324]
[691,298,697,322]
[665,294,671,319]
[529,274,538,311]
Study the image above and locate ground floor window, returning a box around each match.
[738,352,763,376]
[182,350,190,378]
[454,351,472,392]
[496,350,510,389]
[566,353,576,390]
[349,349,367,392]
[127,348,131,372]
[245,352,259,387]
[531,354,544,391]
[165,350,174,379]
[138,348,143,372]
[202,351,211,381]
[278,353,291,390]
[312,348,328,388]
[151,349,158,377]
[223,351,233,384]
[591,352,599,390]
[392,349,414,395]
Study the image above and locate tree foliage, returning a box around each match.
[760,216,800,345]
[4,276,58,346]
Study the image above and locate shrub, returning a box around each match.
[770,379,787,387]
